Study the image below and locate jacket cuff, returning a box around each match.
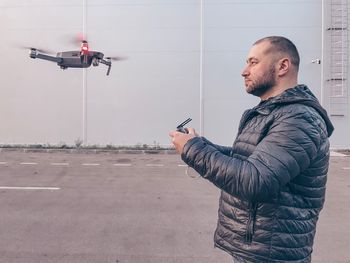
[180,136,205,165]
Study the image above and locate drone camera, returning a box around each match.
[92,57,99,66]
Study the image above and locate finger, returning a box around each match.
[187,127,196,135]
[169,130,180,138]
[169,131,176,137]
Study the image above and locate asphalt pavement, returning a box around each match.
[0,149,349,263]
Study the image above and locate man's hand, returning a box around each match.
[169,128,198,154]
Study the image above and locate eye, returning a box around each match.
[245,59,258,67]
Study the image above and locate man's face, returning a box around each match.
[241,41,277,97]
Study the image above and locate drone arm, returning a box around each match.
[32,53,63,63]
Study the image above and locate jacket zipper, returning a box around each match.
[238,109,256,134]
[246,203,258,244]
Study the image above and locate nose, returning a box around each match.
[241,66,249,77]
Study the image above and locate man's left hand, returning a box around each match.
[169,128,197,154]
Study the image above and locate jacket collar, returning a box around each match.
[252,85,334,137]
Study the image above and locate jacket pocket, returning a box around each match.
[245,202,258,244]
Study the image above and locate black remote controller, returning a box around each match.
[176,118,192,134]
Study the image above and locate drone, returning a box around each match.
[27,40,124,76]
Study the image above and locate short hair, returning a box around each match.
[254,36,300,70]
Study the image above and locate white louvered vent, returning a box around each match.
[327,0,349,116]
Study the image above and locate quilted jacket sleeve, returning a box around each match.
[200,137,232,156]
[181,107,323,202]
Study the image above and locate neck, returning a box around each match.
[260,78,297,101]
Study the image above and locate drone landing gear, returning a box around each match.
[99,58,112,75]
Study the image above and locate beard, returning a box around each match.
[245,66,276,97]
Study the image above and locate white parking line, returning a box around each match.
[82,163,101,166]
[146,164,164,167]
[0,162,190,168]
[0,186,60,190]
[342,167,350,170]
[330,151,346,157]
[51,163,69,166]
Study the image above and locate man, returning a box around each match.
[169,36,334,262]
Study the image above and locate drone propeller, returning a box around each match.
[76,32,87,43]
[16,45,55,55]
[105,56,127,61]
[64,32,88,46]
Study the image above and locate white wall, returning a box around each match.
[0,1,85,145]
[0,0,348,148]
[0,0,201,146]
[202,0,323,145]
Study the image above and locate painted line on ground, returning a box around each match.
[342,167,350,170]
[146,164,164,167]
[0,162,191,168]
[0,186,60,190]
[51,163,69,166]
[330,151,347,157]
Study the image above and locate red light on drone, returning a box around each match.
[81,41,89,55]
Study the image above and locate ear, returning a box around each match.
[277,58,291,77]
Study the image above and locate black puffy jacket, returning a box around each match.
[181,85,334,263]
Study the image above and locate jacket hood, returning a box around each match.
[258,85,334,137]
